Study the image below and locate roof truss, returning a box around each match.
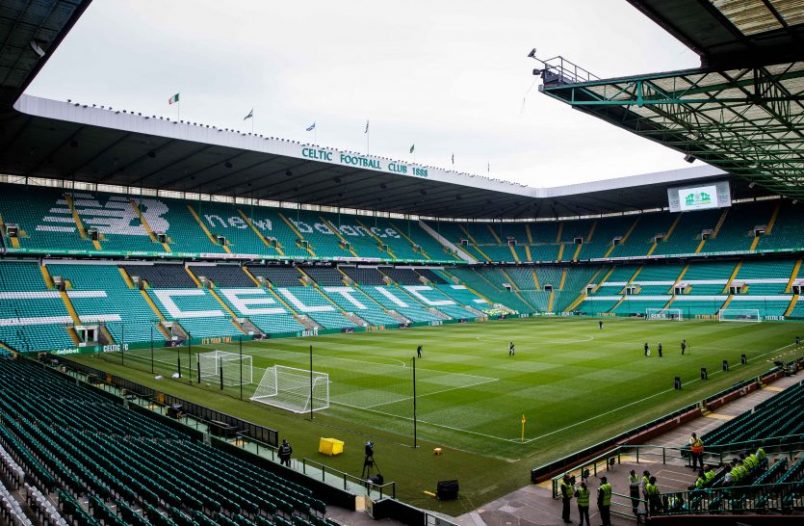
[539,59,804,197]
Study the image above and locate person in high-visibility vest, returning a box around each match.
[628,469,641,515]
[646,476,662,515]
[689,432,704,471]
[704,466,716,483]
[641,470,651,514]
[744,451,758,470]
[597,476,612,526]
[575,480,590,526]
[692,471,706,490]
[559,473,573,524]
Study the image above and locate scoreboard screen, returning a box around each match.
[668,181,731,212]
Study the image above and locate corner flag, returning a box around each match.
[168,93,180,105]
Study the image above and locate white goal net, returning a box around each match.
[197,350,253,386]
[645,308,683,321]
[251,365,330,414]
[718,308,761,323]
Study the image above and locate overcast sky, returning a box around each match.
[28,0,701,187]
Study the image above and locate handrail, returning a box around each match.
[549,442,804,499]
[655,481,803,516]
[299,457,396,500]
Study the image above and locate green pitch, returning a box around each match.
[73,317,803,513]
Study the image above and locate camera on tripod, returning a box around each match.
[362,441,383,484]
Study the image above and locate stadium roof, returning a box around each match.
[0,0,783,220]
[0,0,89,107]
[537,0,804,199]
[6,94,763,219]
[626,0,804,68]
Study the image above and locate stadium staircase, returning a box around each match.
[277,213,317,258]
[131,197,172,252]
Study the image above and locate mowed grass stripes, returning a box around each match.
[78,317,803,512]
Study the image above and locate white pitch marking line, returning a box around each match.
[510,342,796,444]
[361,377,499,410]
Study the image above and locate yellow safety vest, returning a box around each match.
[599,483,612,506]
[576,487,590,507]
[560,480,573,499]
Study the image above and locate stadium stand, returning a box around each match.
[302,267,346,286]
[246,266,303,287]
[318,285,401,327]
[275,287,356,330]
[0,357,329,525]
[49,263,158,345]
[758,201,804,251]
[701,382,804,450]
[702,201,776,254]
[190,201,284,257]
[0,261,75,352]
[0,186,95,253]
[214,287,305,336]
[122,263,196,288]
[416,268,448,284]
[381,268,423,285]
[339,266,387,285]
[188,265,255,288]
[4,182,804,266]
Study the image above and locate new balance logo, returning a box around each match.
[36,193,170,236]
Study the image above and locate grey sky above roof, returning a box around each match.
[25,0,703,188]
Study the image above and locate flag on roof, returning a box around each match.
[409,144,415,154]
[451,153,454,165]
[306,122,316,131]
[243,108,254,120]
[168,93,179,105]
[365,120,369,134]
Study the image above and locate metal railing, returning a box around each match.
[550,443,804,499]
[538,56,600,85]
[657,481,803,515]
[550,444,688,499]
[299,457,396,500]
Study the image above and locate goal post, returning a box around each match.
[251,365,330,414]
[645,308,683,321]
[197,350,253,386]
[718,308,762,323]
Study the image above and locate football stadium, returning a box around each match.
[0,1,802,525]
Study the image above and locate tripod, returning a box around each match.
[362,454,381,481]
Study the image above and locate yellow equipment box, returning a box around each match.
[318,437,344,456]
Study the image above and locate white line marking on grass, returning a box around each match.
[222,341,410,369]
[332,399,515,445]
[512,342,797,444]
[362,377,499,409]
[544,335,595,344]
